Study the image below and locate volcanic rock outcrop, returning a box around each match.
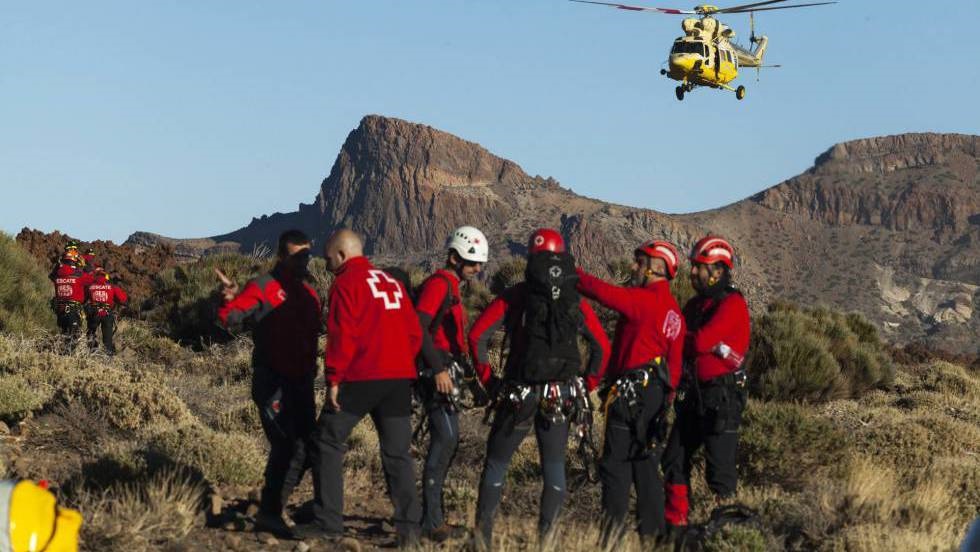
[121,116,979,353]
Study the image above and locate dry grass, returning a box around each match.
[77,469,203,551]
[0,295,976,551]
[149,424,264,485]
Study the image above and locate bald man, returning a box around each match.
[297,229,423,547]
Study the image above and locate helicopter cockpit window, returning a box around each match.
[671,41,706,57]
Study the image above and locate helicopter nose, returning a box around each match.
[669,54,701,77]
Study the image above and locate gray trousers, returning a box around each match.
[310,379,421,538]
[421,404,459,531]
[474,393,570,545]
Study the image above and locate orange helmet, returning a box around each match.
[528,228,565,255]
[690,236,735,269]
[636,240,680,279]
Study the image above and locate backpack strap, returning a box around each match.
[428,272,458,333]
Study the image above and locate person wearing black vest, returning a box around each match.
[661,236,751,541]
[467,229,610,550]
[415,226,489,543]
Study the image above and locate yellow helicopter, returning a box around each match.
[570,0,836,100]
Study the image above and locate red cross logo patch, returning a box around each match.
[367,270,404,310]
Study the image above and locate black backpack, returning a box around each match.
[518,251,583,383]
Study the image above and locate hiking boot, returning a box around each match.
[287,500,315,525]
[253,511,297,540]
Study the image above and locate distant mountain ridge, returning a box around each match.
[121,116,979,353]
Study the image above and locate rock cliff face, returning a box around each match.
[121,117,980,354]
[752,134,979,240]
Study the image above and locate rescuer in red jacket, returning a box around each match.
[468,229,610,548]
[661,236,751,540]
[415,226,489,543]
[296,229,423,547]
[84,267,128,355]
[51,254,95,348]
[217,230,322,540]
[576,240,685,545]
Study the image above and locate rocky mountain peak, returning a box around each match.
[812,133,978,175]
[751,133,979,240]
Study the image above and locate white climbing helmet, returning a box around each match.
[447,226,489,263]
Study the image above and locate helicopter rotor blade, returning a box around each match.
[715,0,797,12]
[725,2,836,14]
[567,0,695,14]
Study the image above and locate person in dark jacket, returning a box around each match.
[661,236,751,541]
[468,228,610,549]
[217,230,322,540]
[576,240,685,545]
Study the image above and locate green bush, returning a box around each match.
[149,424,264,485]
[0,374,45,423]
[739,400,851,491]
[746,304,894,402]
[146,254,270,345]
[702,525,769,552]
[748,310,844,402]
[0,232,56,335]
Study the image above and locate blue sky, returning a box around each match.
[2,1,978,243]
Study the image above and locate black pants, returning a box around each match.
[86,312,116,354]
[251,366,316,516]
[661,382,745,526]
[475,389,571,545]
[310,379,421,538]
[55,307,82,353]
[600,379,667,541]
[421,399,459,531]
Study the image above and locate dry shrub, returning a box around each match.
[0,334,194,433]
[146,253,270,345]
[149,424,264,485]
[113,319,186,365]
[739,400,850,491]
[830,524,957,552]
[78,470,203,551]
[747,304,894,402]
[834,457,898,524]
[0,231,56,335]
[912,361,980,399]
[489,257,526,295]
[59,364,195,434]
[932,457,980,522]
[0,373,45,423]
[214,399,261,433]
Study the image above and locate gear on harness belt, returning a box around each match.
[570,377,600,486]
[602,360,671,458]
